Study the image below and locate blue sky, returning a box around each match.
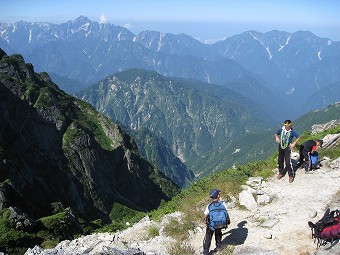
[1,0,340,43]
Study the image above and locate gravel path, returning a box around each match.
[189,160,340,255]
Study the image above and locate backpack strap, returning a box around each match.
[208,201,221,210]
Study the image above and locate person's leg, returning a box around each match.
[278,147,285,175]
[284,148,294,181]
[304,151,311,172]
[214,229,223,250]
[302,148,309,171]
[298,145,304,167]
[203,227,214,255]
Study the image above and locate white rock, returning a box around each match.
[257,194,271,205]
[239,190,258,212]
[264,232,273,239]
[260,219,280,228]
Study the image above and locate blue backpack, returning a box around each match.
[208,201,229,231]
[310,151,320,170]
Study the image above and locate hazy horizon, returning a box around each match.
[1,0,339,43]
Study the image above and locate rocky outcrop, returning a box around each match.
[24,213,183,255]
[311,119,340,135]
[322,133,340,148]
[8,206,36,231]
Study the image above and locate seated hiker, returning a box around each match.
[203,189,230,255]
[298,139,323,172]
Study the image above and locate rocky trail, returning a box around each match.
[25,155,340,255]
[213,157,340,255]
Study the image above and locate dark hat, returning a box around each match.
[317,139,323,148]
[210,189,221,199]
[283,120,292,126]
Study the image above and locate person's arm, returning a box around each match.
[275,130,280,143]
[311,145,317,154]
[222,202,231,224]
[290,132,301,149]
[204,214,208,223]
[204,206,209,224]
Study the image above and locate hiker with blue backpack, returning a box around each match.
[298,139,323,172]
[274,120,301,183]
[203,189,230,255]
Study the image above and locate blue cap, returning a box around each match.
[210,189,221,199]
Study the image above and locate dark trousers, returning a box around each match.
[203,227,222,255]
[278,146,294,177]
[299,145,311,171]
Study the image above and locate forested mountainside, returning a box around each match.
[0,48,179,226]
[2,16,340,118]
[77,68,274,176]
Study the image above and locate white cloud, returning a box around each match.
[99,14,107,24]
[194,37,224,44]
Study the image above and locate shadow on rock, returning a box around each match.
[222,220,248,246]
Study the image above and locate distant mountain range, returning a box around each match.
[1,16,340,119]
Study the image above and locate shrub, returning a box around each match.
[163,217,192,240]
[146,224,160,239]
[166,240,195,255]
[109,202,140,222]
[38,209,80,240]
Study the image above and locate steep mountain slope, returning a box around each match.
[77,68,274,175]
[49,72,86,94]
[293,102,340,133]
[131,128,196,188]
[306,82,340,111]
[0,49,179,223]
[289,55,340,109]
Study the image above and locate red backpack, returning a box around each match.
[308,209,340,247]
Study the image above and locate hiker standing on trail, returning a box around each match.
[274,120,301,183]
[203,189,230,255]
[298,139,323,172]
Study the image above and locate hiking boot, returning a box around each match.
[289,176,294,183]
[277,173,284,180]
